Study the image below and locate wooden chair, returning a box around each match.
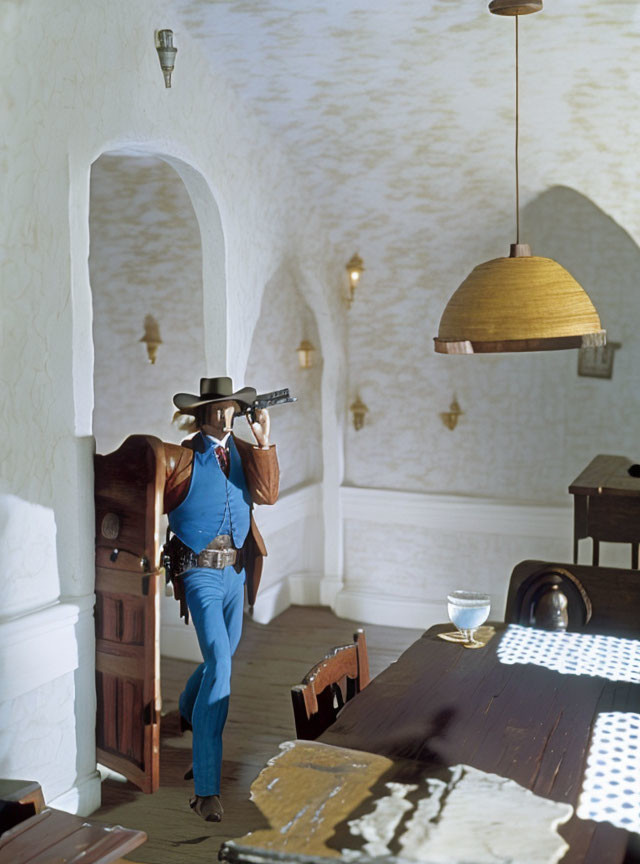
[505,560,640,637]
[291,629,370,740]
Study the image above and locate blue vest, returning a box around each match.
[168,433,252,554]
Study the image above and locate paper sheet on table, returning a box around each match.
[345,763,573,864]
[221,742,573,864]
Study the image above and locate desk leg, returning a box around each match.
[592,538,599,566]
[573,496,588,565]
[632,543,639,570]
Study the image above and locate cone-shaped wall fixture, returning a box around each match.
[434,1,605,355]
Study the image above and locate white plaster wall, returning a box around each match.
[171,0,640,616]
[0,673,78,800]
[244,265,323,493]
[90,154,206,454]
[0,0,342,814]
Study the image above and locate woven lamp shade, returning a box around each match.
[434,254,606,354]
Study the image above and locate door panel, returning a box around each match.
[94,435,165,794]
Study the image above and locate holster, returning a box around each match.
[162,533,192,625]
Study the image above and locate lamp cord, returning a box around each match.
[515,15,520,244]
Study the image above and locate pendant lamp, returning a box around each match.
[434,0,606,355]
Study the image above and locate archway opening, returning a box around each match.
[89,151,208,794]
[90,152,206,453]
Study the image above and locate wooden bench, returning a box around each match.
[0,780,146,864]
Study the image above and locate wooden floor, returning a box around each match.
[93,605,422,863]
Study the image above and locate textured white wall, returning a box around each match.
[171,0,640,611]
[4,0,638,816]
[0,0,342,814]
[245,265,323,493]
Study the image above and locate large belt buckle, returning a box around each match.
[198,535,236,569]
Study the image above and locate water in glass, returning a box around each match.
[447,590,490,645]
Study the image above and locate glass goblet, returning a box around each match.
[447,591,491,646]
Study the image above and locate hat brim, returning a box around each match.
[173,387,257,412]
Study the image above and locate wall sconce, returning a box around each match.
[156,29,177,88]
[296,339,315,370]
[440,397,463,431]
[140,315,162,364]
[350,396,368,431]
[346,253,364,306]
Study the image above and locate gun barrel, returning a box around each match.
[255,389,290,402]
[245,388,297,415]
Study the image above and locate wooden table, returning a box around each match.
[569,453,640,568]
[318,623,640,864]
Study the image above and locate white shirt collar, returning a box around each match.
[207,431,231,448]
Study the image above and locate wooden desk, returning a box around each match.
[569,453,640,568]
[318,624,640,864]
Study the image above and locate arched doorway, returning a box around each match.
[90,152,207,453]
[89,151,210,793]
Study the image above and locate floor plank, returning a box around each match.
[92,604,423,863]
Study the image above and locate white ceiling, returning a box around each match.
[171,0,640,255]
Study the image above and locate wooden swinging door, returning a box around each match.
[94,435,165,793]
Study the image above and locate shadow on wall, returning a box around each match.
[524,185,640,344]
[523,184,640,470]
[244,264,323,493]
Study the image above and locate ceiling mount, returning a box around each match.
[489,0,543,15]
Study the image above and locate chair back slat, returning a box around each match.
[291,629,370,739]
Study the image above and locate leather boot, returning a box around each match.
[190,794,223,823]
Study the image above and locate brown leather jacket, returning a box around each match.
[162,434,279,614]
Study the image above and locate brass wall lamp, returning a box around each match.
[440,397,464,431]
[140,315,162,364]
[156,29,177,88]
[434,0,605,355]
[346,254,364,307]
[296,339,316,369]
[350,396,368,431]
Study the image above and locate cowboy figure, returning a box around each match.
[162,377,279,822]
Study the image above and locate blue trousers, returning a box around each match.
[178,566,245,796]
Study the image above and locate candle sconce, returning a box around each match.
[350,396,368,431]
[296,339,315,370]
[156,29,177,88]
[140,314,162,364]
[346,253,364,307]
[440,397,463,431]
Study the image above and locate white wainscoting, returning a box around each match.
[161,482,633,644]
[0,595,101,815]
[340,487,573,539]
[334,486,630,630]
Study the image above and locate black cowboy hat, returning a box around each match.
[173,377,257,412]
